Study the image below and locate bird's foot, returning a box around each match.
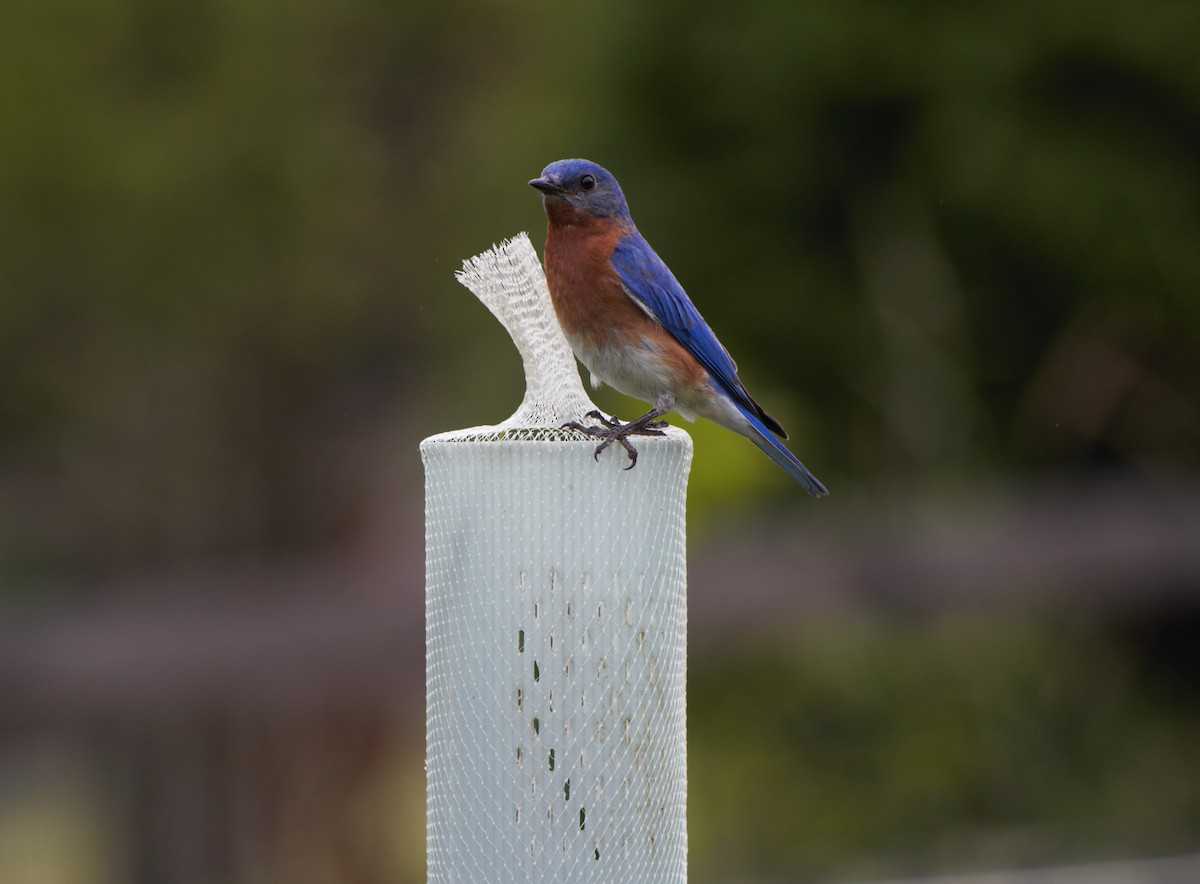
[562,410,669,470]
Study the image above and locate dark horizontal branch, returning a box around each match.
[3,478,1198,732]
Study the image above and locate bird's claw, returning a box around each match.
[562,410,669,469]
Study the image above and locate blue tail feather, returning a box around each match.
[740,409,829,497]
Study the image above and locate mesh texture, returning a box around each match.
[422,233,691,882]
[433,232,600,441]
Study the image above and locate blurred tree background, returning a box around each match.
[2,0,1199,882]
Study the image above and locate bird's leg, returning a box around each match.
[562,394,674,470]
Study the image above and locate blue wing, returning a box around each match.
[610,232,788,438]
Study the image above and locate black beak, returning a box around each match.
[529,176,563,195]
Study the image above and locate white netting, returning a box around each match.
[432,232,600,441]
[421,233,691,882]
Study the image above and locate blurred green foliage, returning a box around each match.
[3,0,1199,576]
[690,616,1200,881]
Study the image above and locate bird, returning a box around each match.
[529,158,829,497]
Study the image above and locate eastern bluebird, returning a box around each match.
[530,158,829,497]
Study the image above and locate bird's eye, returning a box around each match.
[580,174,596,191]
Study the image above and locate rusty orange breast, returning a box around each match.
[543,217,647,349]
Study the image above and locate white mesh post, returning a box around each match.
[421,233,691,882]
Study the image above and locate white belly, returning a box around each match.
[567,331,758,435]
[573,333,661,395]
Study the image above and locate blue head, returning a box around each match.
[529,159,631,221]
